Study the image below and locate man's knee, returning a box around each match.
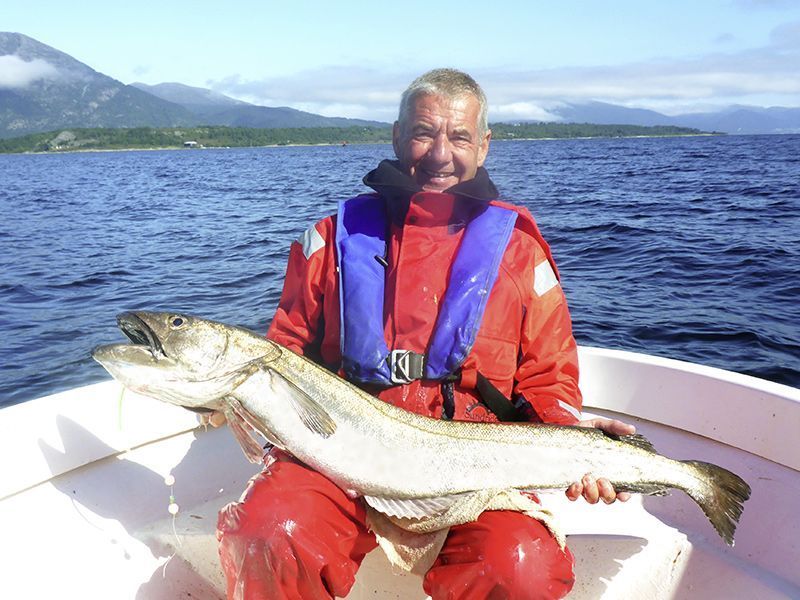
[216,457,377,599]
[217,467,312,541]
[424,511,575,600]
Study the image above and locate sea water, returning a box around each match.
[1,135,798,407]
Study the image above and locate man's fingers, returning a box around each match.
[578,417,636,436]
[611,420,636,436]
[582,474,600,504]
[209,411,227,427]
[566,474,631,504]
[597,478,617,504]
[566,482,582,501]
[598,418,636,436]
[199,411,227,428]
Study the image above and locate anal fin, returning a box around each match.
[364,493,471,520]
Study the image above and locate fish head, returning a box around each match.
[92,311,280,410]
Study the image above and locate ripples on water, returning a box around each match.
[1,136,798,406]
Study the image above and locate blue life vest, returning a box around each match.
[335,194,517,386]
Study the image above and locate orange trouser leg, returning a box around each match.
[216,452,378,600]
[423,510,575,600]
[217,452,574,600]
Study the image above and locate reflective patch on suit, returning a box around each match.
[533,260,559,296]
[558,399,582,421]
[298,225,325,259]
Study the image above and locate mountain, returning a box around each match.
[0,33,386,138]
[130,81,251,117]
[131,81,385,128]
[194,105,388,128]
[540,101,800,135]
[2,33,797,138]
[667,105,800,135]
[553,102,674,127]
[0,33,195,138]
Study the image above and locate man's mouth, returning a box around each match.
[422,169,454,179]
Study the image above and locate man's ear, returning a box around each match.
[392,121,402,159]
[477,129,492,167]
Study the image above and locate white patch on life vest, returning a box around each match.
[557,399,582,421]
[533,261,559,297]
[298,224,324,259]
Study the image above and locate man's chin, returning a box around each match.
[419,177,458,192]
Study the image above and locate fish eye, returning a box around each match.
[169,316,186,329]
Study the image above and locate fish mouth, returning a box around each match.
[117,312,166,358]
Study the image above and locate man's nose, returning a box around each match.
[427,132,452,163]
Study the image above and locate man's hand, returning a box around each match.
[565,417,636,504]
[199,411,227,428]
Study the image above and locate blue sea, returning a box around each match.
[1,135,798,408]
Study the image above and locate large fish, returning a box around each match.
[92,311,751,546]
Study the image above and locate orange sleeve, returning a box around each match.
[514,242,582,425]
[266,217,335,358]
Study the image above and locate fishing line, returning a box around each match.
[161,473,182,578]
[117,385,126,430]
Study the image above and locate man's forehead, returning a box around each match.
[407,93,480,126]
[411,92,478,111]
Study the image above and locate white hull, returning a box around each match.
[1,347,798,599]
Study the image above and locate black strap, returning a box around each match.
[384,353,525,422]
[441,381,455,420]
[475,372,527,422]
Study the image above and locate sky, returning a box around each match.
[3,0,800,122]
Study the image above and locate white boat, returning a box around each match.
[1,347,798,599]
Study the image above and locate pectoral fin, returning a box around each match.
[223,405,266,464]
[269,369,337,438]
[197,360,263,399]
[228,395,286,451]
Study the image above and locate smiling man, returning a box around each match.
[216,68,634,600]
[393,90,491,192]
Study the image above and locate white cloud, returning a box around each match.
[770,20,800,46]
[0,55,59,89]
[290,102,398,122]
[491,102,564,122]
[131,64,151,77]
[714,33,738,45]
[208,21,800,120]
[731,0,796,9]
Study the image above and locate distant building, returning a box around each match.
[183,141,198,148]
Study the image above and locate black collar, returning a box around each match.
[362,160,500,223]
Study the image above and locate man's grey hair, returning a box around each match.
[397,68,489,138]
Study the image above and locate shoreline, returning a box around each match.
[4,141,388,155]
[3,133,728,156]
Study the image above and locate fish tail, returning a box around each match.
[682,460,751,546]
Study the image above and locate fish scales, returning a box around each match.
[92,311,751,546]
[249,347,685,499]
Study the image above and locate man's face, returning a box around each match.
[393,93,491,192]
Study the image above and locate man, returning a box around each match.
[215,68,634,600]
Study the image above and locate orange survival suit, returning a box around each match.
[217,160,581,599]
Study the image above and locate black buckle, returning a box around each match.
[389,350,425,384]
